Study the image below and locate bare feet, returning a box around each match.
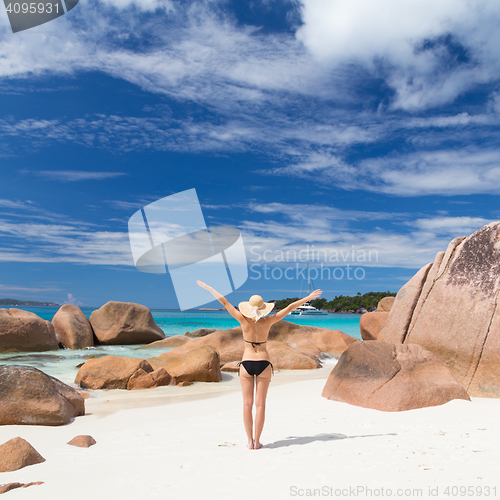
[253,441,263,450]
[247,440,254,450]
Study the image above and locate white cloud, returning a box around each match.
[4,108,500,197]
[296,0,500,109]
[0,198,101,225]
[359,148,500,196]
[404,113,497,129]
[20,169,128,182]
[0,284,62,292]
[240,212,494,269]
[0,1,500,200]
[0,0,498,118]
[297,0,465,62]
[63,293,84,306]
[0,218,134,266]
[407,217,496,235]
[98,0,174,11]
[0,199,35,209]
[245,201,405,223]
[0,201,495,270]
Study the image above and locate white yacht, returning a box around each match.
[289,302,328,316]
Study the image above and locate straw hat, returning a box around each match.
[238,295,274,322]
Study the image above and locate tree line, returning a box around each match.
[271,291,397,313]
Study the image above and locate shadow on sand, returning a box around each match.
[265,432,397,448]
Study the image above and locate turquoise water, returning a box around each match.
[0,307,361,386]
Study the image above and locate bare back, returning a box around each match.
[239,314,276,361]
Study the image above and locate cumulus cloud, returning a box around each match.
[63,293,84,306]
[1,0,500,200]
[296,0,500,109]
[0,0,499,114]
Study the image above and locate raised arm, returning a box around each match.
[268,289,323,323]
[196,280,245,322]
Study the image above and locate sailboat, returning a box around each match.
[288,260,328,316]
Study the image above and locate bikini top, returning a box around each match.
[243,339,267,349]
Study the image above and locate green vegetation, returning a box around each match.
[272,291,397,313]
[0,298,60,306]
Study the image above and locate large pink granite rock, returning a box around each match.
[136,335,190,349]
[148,345,222,383]
[379,222,500,397]
[0,365,85,426]
[322,340,470,411]
[74,355,170,390]
[0,308,58,352]
[360,311,389,341]
[52,304,94,349]
[89,301,165,345]
[376,297,395,312]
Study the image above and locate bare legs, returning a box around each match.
[254,366,271,448]
[239,370,254,448]
[239,364,272,450]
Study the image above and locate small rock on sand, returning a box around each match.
[67,435,97,448]
[0,437,45,472]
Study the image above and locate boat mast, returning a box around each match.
[299,258,315,300]
[307,259,311,294]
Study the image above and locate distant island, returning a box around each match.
[272,291,397,313]
[0,298,61,307]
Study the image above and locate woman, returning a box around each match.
[196,280,322,450]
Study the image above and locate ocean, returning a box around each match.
[0,307,362,386]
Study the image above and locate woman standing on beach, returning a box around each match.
[196,280,322,450]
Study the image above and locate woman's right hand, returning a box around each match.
[196,280,212,290]
[307,289,323,301]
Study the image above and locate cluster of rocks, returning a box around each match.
[75,356,174,390]
[324,221,500,411]
[1,295,360,393]
[73,321,358,390]
[8,220,499,416]
[0,301,166,353]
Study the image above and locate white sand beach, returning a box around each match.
[1,365,499,500]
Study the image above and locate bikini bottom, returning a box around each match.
[237,360,274,377]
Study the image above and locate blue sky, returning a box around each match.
[1,0,500,309]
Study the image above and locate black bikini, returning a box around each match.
[237,339,274,378]
[244,339,267,349]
